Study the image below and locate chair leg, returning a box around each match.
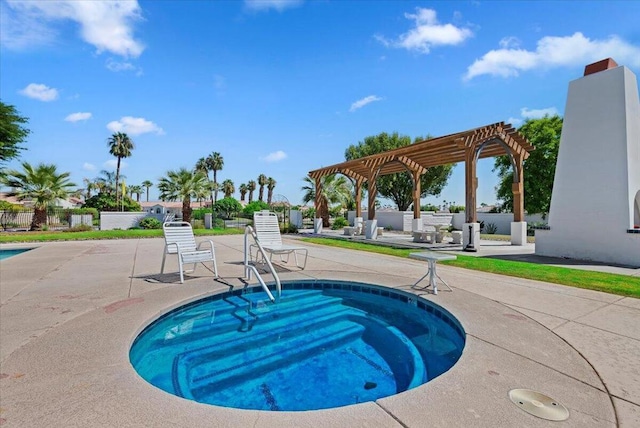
[161,252,167,273]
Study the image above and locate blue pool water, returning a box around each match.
[130,280,465,411]
[0,248,32,260]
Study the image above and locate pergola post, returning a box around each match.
[412,169,423,231]
[313,176,323,234]
[511,152,527,245]
[464,147,480,250]
[354,179,363,219]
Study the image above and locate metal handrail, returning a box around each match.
[244,225,281,302]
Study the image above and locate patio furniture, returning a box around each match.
[409,251,457,294]
[161,221,218,283]
[252,211,308,269]
[412,229,437,243]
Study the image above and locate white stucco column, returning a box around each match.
[412,218,422,231]
[511,221,527,245]
[463,222,480,251]
[365,219,378,239]
[314,218,323,234]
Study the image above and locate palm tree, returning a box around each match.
[266,177,277,204]
[1,162,76,230]
[206,152,224,204]
[142,180,153,202]
[107,132,134,210]
[257,173,267,202]
[128,185,143,202]
[239,183,248,202]
[247,180,256,203]
[82,177,96,199]
[157,168,209,223]
[94,170,118,195]
[301,174,351,227]
[222,179,235,198]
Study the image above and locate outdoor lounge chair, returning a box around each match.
[251,211,308,269]
[161,221,218,283]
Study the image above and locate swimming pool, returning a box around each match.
[0,248,32,260]
[130,280,465,411]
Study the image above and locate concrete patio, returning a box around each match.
[0,234,638,427]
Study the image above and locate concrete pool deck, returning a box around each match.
[0,235,638,427]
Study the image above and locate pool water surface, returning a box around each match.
[130,280,465,411]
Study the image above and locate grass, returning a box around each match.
[301,237,640,298]
[2,229,637,298]
[0,227,244,243]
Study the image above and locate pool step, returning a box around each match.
[174,319,366,399]
[133,292,349,373]
[141,291,334,350]
[175,304,359,371]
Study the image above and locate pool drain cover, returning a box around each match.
[508,389,569,421]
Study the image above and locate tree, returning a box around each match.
[128,184,143,202]
[214,197,242,219]
[222,179,235,198]
[83,192,141,212]
[301,174,352,227]
[82,177,96,199]
[107,132,134,210]
[494,115,563,216]
[257,173,267,202]
[142,180,153,201]
[239,183,248,202]
[157,168,209,223]
[94,170,119,195]
[345,132,453,211]
[266,177,277,204]
[0,100,30,165]
[206,152,224,204]
[1,162,76,230]
[247,180,256,203]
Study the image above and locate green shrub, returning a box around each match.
[242,201,269,217]
[331,217,349,230]
[64,224,94,232]
[214,217,225,228]
[280,223,298,234]
[420,204,439,212]
[138,217,162,229]
[485,222,498,234]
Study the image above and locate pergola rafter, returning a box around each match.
[308,121,534,232]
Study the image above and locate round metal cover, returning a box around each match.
[509,389,569,421]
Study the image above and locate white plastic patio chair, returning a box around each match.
[161,221,218,283]
[251,211,308,269]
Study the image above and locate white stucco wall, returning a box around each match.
[535,64,640,267]
[100,212,148,230]
[451,213,545,235]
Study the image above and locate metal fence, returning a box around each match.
[0,208,94,231]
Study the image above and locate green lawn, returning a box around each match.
[0,228,243,243]
[301,237,640,298]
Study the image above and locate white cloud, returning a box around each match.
[263,150,287,162]
[375,8,472,54]
[244,0,303,12]
[3,0,144,58]
[65,112,92,122]
[350,95,383,112]
[465,32,640,80]
[507,117,523,127]
[19,83,59,101]
[521,107,559,119]
[106,58,143,75]
[106,116,164,136]
[83,163,96,171]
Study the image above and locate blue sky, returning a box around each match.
[2,0,639,208]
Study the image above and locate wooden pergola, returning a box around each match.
[308,121,534,228]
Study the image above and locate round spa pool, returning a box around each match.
[130,280,465,411]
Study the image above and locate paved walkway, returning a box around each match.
[0,235,638,427]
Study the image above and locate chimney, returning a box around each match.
[583,58,618,76]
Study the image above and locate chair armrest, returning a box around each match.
[197,240,215,252]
